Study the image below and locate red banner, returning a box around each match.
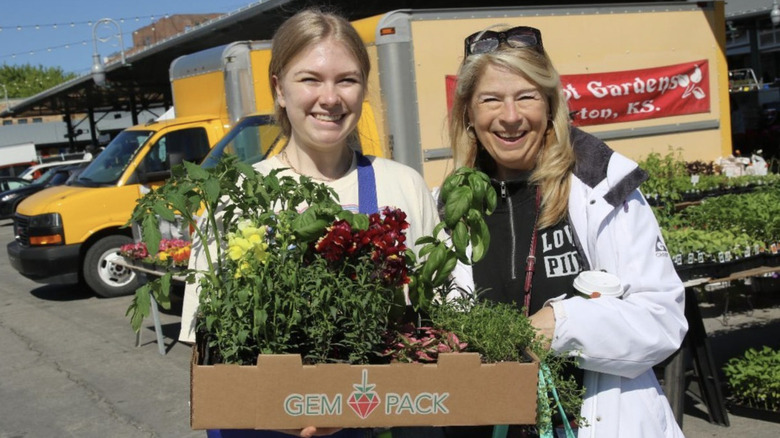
[445,60,710,127]
[562,60,710,126]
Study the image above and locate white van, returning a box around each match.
[19,158,91,181]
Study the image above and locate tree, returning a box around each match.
[0,64,77,98]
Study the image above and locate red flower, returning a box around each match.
[315,220,357,262]
[313,208,411,286]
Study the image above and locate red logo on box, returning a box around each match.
[347,370,381,419]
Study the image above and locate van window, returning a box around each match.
[76,130,153,186]
[142,127,211,172]
[202,115,280,168]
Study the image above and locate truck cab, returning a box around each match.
[7,116,227,297]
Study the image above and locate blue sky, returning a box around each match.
[0,0,257,75]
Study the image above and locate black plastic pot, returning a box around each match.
[728,402,780,423]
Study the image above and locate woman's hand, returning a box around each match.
[528,306,556,350]
[276,427,343,437]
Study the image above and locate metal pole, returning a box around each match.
[0,84,9,112]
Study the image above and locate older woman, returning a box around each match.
[446,26,688,438]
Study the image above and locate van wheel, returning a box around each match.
[83,235,139,298]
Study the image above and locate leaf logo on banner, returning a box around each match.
[681,65,706,100]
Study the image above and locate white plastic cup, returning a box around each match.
[573,270,623,299]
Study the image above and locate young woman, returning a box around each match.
[181,8,440,438]
[445,26,688,438]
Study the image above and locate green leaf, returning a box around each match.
[156,274,172,309]
[468,173,487,210]
[184,160,209,181]
[420,243,447,284]
[485,185,498,214]
[294,219,330,241]
[452,221,469,263]
[432,251,458,286]
[444,186,473,227]
[203,177,221,205]
[142,215,161,256]
[440,173,465,204]
[152,203,176,223]
[127,283,152,332]
[414,235,438,246]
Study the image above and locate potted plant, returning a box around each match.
[125,155,582,430]
[119,239,191,272]
[723,346,780,422]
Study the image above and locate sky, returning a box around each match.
[0,0,259,76]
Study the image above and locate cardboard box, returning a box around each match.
[191,348,539,429]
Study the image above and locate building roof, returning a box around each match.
[725,0,777,20]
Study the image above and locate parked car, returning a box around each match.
[0,161,36,178]
[0,163,88,220]
[0,176,32,193]
[18,158,91,181]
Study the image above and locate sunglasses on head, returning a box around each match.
[464,26,544,57]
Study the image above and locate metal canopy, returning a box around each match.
[0,0,670,120]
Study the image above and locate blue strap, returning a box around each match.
[538,363,576,438]
[356,152,378,215]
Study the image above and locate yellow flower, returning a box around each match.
[228,223,269,264]
[228,236,251,260]
[253,241,269,264]
[235,261,251,278]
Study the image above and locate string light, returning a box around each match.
[0,14,164,31]
[0,33,133,62]
[0,7,236,66]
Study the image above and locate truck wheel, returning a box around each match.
[83,235,139,298]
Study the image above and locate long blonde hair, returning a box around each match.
[449,45,574,229]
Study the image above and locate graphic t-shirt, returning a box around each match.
[473,177,583,313]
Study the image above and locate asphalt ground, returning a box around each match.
[1,218,779,437]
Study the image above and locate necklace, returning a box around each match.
[280,149,352,182]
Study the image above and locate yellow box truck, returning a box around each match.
[7,41,278,297]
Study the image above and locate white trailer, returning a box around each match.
[0,142,37,167]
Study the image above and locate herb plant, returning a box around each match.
[723,346,780,411]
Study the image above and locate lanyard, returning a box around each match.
[522,185,542,316]
[356,152,378,215]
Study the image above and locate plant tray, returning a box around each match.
[727,402,780,423]
[190,346,539,429]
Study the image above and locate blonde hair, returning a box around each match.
[449,44,574,229]
[269,8,370,138]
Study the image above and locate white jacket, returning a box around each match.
[454,129,688,437]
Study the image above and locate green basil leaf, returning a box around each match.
[453,221,469,263]
[444,186,473,227]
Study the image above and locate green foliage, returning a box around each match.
[723,346,780,411]
[126,156,497,366]
[661,227,764,260]
[666,188,780,251]
[408,166,495,310]
[0,63,77,98]
[428,297,584,426]
[429,298,537,363]
[637,148,688,209]
[639,148,780,264]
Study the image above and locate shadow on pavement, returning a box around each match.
[30,283,94,301]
